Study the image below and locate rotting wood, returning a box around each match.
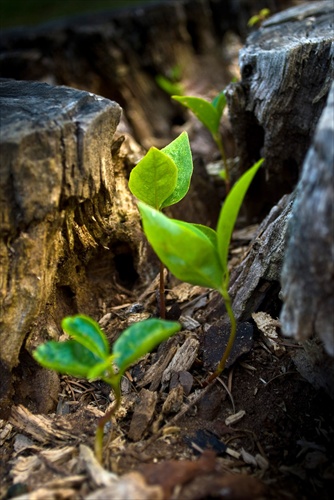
[9,404,103,444]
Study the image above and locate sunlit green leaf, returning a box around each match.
[211,90,226,119]
[33,340,102,378]
[217,158,264,271]
[191,223,218,248]
[62,314,109,359]
[161,132,193,208]
[113,318,181,374]
[172,95,220,136]
[139,202,224,289]
[128,147,178,209]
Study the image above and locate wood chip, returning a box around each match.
[11,446,77,485]
[10,404,103,444]
[179,315,200,330]
[10,405,76,443]
[85,471,163,500]
[0,420,13,445]
[162,337,199,387]
[136,340,177,390]
[80,444,117,488]
[162,385,184,416]
[225,410,246,426]
[128,389,158,441]
[252,311,285,355]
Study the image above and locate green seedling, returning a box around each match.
[33,315,181,463]
[172,91,230,191]
[128,131,193,317]
[155,65,184,96]
[138,158,264,384]
[248,8,270,27]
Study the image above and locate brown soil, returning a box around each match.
[1,265,333,500]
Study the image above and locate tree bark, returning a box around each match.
[226,0,333,218]
[280,82,334,356]
[0,79,146,417]
[214,1,334,356]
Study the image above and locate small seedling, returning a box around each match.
[128,131,193,317]
[155,65,184,96]
[33,315,181,463]
[138,158,264,383]
[248,8,270,27]
[172,91,230,191]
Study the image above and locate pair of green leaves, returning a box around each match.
[139,158,264,293]
[128,131,193,210]
[33,315,181,383]
[172,91,226,138]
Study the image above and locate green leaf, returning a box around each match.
[87,356,115,380]
[33,340,102,378]
[247,14,259,27]
[138,202,224,289]
[62,315,109,360]
[161,132,193,208]
[113,318,181,375]
[155,75,183,96]
[128,147,178,209]
[191,223,218,248]
[217,158,264,272]
[172,95,220,136]
[211,90,226,119]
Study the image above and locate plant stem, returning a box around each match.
[213,133,230,193]
[159,260,166,319]
[204,287,236,385]
[94,383,121,464]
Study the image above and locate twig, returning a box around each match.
[216,376,235,414]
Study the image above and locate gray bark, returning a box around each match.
[216,2,334,358]
[226,0,334,217]
[229,193,294,320]
[280,83,334,356]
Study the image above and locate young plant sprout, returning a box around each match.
[33,315,181,463]
[248,8,270,27]
[138,158,264,384]
[128,131,193,318]
[155,65,184,96]
[172,91,230,191]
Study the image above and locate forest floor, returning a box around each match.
[1,250,333,500]
[1,8,333,498]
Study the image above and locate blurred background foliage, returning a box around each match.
[0,0,162,29]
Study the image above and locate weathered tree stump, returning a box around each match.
[226,0,333,217]
[214,1,334,356]
[0,79,146,417]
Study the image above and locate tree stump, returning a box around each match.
[0,79,145,417]
[226,0,333,218]
[219,1,334,356]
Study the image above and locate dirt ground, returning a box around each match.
[1,258,333,500]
